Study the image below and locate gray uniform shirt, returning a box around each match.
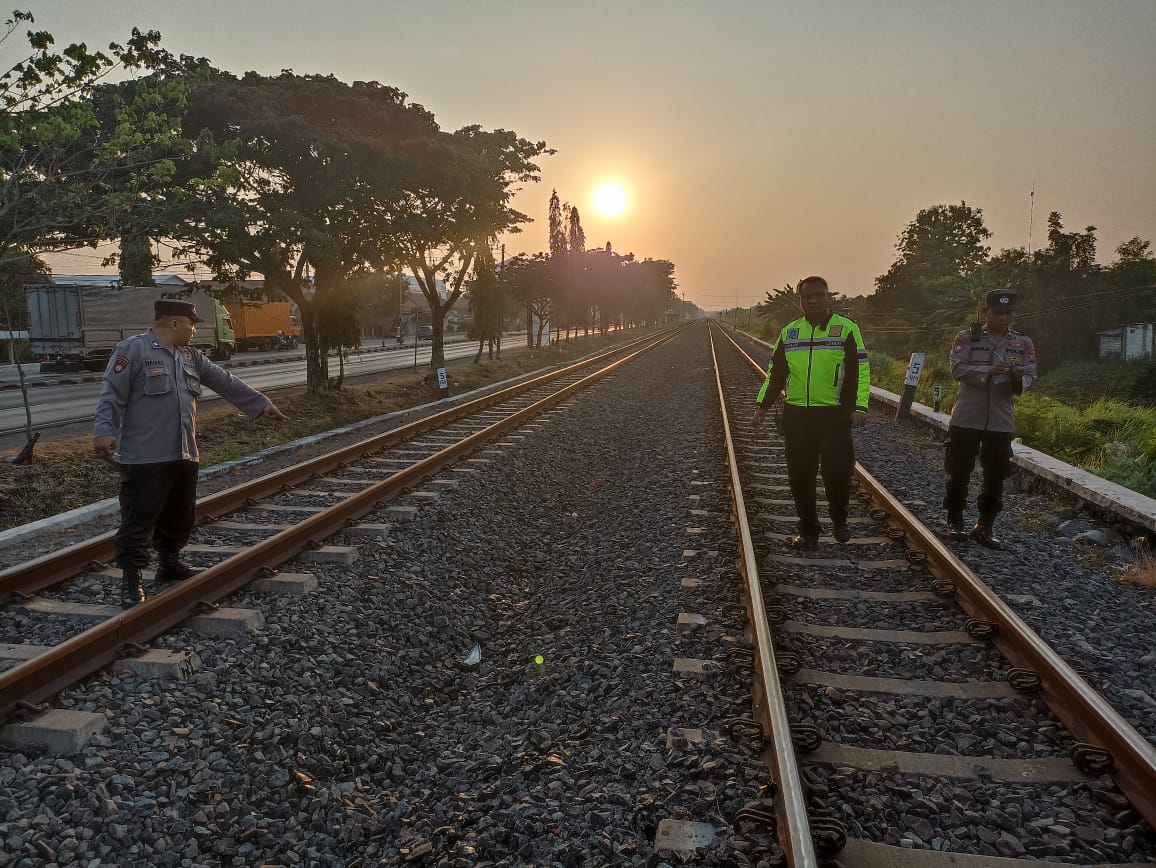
[948,326,1037,433]
[93,330,270,464]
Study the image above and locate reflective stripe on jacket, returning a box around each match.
[756,313,870,411]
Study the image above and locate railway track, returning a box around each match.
[709,323,1156,866]
[0,327,683,726]
[2,320,1153,865]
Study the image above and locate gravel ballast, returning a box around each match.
[1,325,780,867]
[4,323,1156,865]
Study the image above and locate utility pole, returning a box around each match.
[1027,183,1036,257]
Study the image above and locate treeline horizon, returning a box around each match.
[0,12,682,396]
[746,202,1155,373]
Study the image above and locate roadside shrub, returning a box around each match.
[1036,358,1156,407]
[1015,396,1100,462]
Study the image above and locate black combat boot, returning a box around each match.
[120,567,145,608]
[947,510,967,541]
[970,518,1003,550]
[155,550,198,583]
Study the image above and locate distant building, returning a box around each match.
[1097,323,1154,361]
[403,275,448,299]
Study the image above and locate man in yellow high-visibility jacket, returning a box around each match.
[752,276,870,549]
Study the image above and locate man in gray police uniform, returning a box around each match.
[93,299,285,607]
[944,289,1037,548]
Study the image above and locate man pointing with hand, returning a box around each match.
[94,299,286,608]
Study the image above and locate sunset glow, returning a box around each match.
[592,183,628,216]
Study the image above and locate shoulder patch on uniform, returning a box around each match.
[179,347,194,361]
[952,337,968,352]
[829,324,842,337]
[112,355,129,374]
[787,328,799,340]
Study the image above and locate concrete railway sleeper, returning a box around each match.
[710,322,1156,866]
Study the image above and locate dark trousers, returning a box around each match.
[943,426,1014,519]
[114,461,200,568]
[781,405,855,537]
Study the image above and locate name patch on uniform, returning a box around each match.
[787,328,799,340]
[112,355,129,374]
[829,325,842,337]
[148,367,165,376]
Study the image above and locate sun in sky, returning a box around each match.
[592,183,628,217]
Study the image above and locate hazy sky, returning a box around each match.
[18,0,1156,309]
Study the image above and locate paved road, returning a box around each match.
[0,334,503,448]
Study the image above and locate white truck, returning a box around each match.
[26,283,236,372]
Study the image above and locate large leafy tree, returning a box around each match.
[0,13,171,270]
[623,257,677,325]
[865,202,992,356]
[583,243,633,333]
[392,125,549,370]
[871,202,991,313]
[1106,238,1156,325]
[1019,212,1108,362]
[176,71,444,394]
[0,12,174,461]
[503,253,554,347]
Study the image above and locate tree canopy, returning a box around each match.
[0,12,171,270]
[854,202,1155,368]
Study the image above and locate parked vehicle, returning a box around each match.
[27,284,235,372]
[228,301,301,352]
[417,325,433,340]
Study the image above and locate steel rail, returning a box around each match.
[1,328,681,603]
[0,331,678,721]
[856,463,1156,827]
[718,324,1156,830]
[708,329,818,867]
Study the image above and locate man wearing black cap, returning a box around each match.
[944,289,1037,548]
[94,299,286,607]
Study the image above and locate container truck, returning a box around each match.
[26,283,236,372]
[228,301,301,352]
